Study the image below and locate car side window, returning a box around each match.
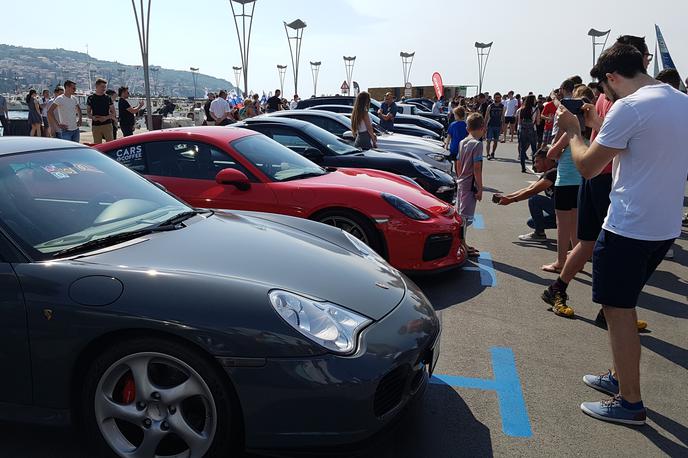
[145,141,255,181]
[104,144,146,173]
[208,147,257,182]
[271,130,311,150]
[146,141,209,179]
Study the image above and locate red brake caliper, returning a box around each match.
[121,374,136,405]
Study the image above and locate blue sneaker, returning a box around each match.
[583,371,619,396]
[580,395,646,426]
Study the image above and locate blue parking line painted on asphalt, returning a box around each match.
[472,214,485,229]
[478,252,497,287]
[431,347,532,438]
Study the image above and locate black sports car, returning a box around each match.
[264,110,454,175]
[0,137,441,457]
[236,117,456,203]
[306,104,444,139]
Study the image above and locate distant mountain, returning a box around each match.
[0,44,235,98]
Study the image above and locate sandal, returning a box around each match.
[541,264,562,273]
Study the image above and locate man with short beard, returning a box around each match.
[558,42,688,425]
[541,36,654,328]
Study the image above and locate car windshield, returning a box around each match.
[231,134,327,182]
[0,147,190,260]
[303,124,359,155]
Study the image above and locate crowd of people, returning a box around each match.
[442,35,687,427]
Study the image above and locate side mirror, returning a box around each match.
[342,130,355,140]
[153,181,168,192]
[215,168,251,191]
[303,147,324,163]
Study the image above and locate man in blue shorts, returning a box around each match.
[558,43,688,426]
[484,92,505,160]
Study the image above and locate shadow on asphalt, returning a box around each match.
[512,240,557,252]
[490,259,551,287]
[637,290,688,319]
[247,384,493,458]
[633,409,688,456]
[412,268,487,311]
[639,335,688,370]
[0,422,88,458]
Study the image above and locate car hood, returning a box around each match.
[379,133,446,150]
[78,211,406,320]
[295,168,452,214]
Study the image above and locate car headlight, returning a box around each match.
[269,290,371,354]
[427,153,448,162]
[382,193,430,220]
[412,161,436,178]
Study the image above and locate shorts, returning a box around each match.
[592,230,674,308]
[542,128,553,146]
[577,173,612,241]
[504,116,516,125]
[458,180,477,225]
[42,116,49,128]
[92,123,114,143]
[487,126,501,141]
[554,185,579,211]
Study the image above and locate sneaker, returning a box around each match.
[583,370,619,396]
[541,288,574,317]
[518,232,546,241]
[580,395,646,426]
[595,309,648,331]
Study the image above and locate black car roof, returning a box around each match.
[0,137,84,156]
[241,116,312,129]
[269,110,346,121]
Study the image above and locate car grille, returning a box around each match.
[423,234,453,261]
[373,365,410,417]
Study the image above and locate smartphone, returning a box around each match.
[560,98,584,115]
[492,194,501,204]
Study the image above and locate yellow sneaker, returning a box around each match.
[541,288,575,318]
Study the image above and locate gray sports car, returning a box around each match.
[0,137,441,457]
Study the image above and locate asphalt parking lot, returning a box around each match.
[2,141,686,457]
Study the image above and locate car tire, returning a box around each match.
[313,209,382,253]
[81,337,239,458]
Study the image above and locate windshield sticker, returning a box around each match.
[73,163,104,173]
[42,164,79,179]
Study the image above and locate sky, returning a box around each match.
[2,0,687,97]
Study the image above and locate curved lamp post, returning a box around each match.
[310,61,321,97]
[229,0,257,98]
[131,0,153,130]
[475,41,493,94]
[588,28,611,67]
[343,56,356,95]
[284,19,307,96]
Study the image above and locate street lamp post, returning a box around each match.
[475,42,493,94]
[588,28,611,67]
[190,67,199,100]
[284,19,307,96]
[131,0,153,130]
[343,56,356,95]
[310,61,321,97]
[400,51,414,98]
[232,66,243,96]
[229,0,256,98]
[277,65,287,95]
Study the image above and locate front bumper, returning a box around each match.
[379,214,467,273]
[220,280,440,450]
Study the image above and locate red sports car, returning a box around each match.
[96,127,466,272]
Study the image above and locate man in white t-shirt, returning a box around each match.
[502,91,519,142]
[209,90,232,126]
[289,94,299,110]
[558,43,688,427]
[48,80,82,142]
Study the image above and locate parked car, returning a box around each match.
[0,136,442,456]
[402,99,449,127]
[236,116,456,203]
[264,110,454,175]
[96,127,466,272]
[306,104,444,139]
[404,98,435,111]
